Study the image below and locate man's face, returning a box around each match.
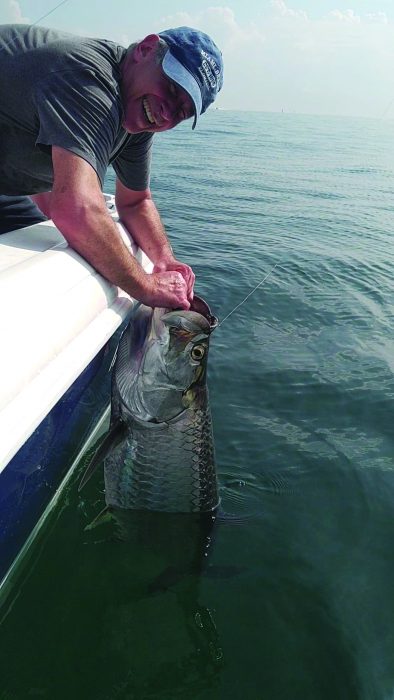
[121,35,195,134]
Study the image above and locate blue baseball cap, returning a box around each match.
[158,27,223,129]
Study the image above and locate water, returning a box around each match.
[2,110,394,699]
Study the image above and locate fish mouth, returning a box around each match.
[190,296,218,332]
[151,295,217,339]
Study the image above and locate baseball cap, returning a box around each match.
[158,27,223,129]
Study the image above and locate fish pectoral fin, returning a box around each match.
[84,506,113,531]
[78,419,127,492]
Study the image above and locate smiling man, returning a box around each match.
[0,24,223,309]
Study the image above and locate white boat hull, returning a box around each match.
[0,195,152,585]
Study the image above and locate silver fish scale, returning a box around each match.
[104,404,218,513]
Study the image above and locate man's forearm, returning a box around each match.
[117,197,175,265]
[31,192,52,218]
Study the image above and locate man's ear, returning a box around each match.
[133,34,160,62]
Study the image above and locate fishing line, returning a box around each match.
[218,262,282,327]
[31,0,71,27]
[0,0,72,56]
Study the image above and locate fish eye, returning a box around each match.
[191,344,205,361]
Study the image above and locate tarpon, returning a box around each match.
[79,296,219,515]
[78,297,233,671]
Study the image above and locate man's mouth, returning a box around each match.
[143,98,156,125]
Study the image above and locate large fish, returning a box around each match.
[78,298,226,677]
[79,296,219,514]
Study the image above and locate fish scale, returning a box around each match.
[105,405,217,512]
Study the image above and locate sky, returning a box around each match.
[1,0,394,119]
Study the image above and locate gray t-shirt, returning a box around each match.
[0,24,153,195]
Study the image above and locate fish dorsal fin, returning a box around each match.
[78,419,127,492]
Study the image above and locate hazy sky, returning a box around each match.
[1,0,393,118]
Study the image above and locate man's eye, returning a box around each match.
[170,82,177,97]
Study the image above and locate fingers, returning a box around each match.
[170,263,195,301]
[167,271,191,309]
[177,264,194,300]
[152,259,195,304]
[147,271,190,309]
[187,269,195,301]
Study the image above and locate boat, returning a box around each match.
[0,194,152,588]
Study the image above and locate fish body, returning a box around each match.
[80,296,219,514]
[79,298,232,668]
[104,406,217,512]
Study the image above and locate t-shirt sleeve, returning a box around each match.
[33,68,121,186]
[112,132,154,191]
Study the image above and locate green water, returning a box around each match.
[1,111,394,699]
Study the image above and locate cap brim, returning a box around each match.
[162,51,201,129]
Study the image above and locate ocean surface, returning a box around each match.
[2,110,394,699]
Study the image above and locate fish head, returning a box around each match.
[117,296,217,423]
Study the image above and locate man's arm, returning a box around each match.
[31,192,52,218]
[115,178,195,300]
[115,178,173,264]
[49,147,190,309]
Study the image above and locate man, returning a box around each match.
[0,24,223,309]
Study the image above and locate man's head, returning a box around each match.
[158,27,223,129]
[121,27,223,134]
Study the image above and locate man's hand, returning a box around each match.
[141,270,190,310]
[153,259,195,302]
